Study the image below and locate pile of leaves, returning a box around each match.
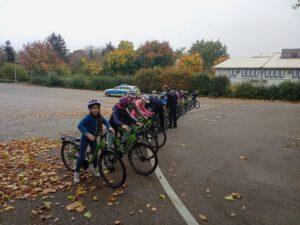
[0,137,70,211]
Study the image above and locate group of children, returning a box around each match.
[74,85,191,183]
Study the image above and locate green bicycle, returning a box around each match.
[60,133,126,189]
[109,125,158,175]
[140,117,167,149]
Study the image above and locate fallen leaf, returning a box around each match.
[225,195,235,201]
[84,211,92,219]
[230,212,236,217]
[159,194,166,200]
[53,218,59,223]
[240,156,247,160]
[199,214,207,221]
[151,207,157,212]
[232,192,242,199]
[92,196,98,201]
[114,220,122,225]
[67,195,76,201]
[146,203,151,208]
[138,209,143,214]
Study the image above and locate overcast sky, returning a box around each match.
[0,0,299,57]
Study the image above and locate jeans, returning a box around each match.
[153,106,165,129]
[75,135,97,172]
[168,105,177,127]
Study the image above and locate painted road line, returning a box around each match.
[148,150,199,225]
[154,166,199,225]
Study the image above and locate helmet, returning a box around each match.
[119,97,130,107]
[142,94,150,103]
[127,90,136,97]
[88,99,101,109]
[152,90,157,94]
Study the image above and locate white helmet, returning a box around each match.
[142,94,150,103]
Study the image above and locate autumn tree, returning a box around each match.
[104,48,136,75]
[101,42,115,56]
[188,39,229,72]
[210,55,229,75]
[178,53,204,72]
[85,46,102,61]
[135,40,175,69]
[118,40,134,51]
[45,33,69,60]
[4,40,15,63]
[67,50,87,73]
[19,41,64,73]
[77,57,102,76]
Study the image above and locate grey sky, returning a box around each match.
[0,0,299,57]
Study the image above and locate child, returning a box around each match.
[74,99,114,183]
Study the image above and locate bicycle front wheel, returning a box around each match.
[98,150,126,189]
[150,126,167,148]
[128,143,158,175]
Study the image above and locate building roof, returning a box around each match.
[214,53,300,69]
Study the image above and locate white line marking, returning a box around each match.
[154,166,199,225]
[149,104,250,225]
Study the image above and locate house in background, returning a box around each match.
[214,49,300,86]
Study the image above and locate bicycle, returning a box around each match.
[140,117,167,149]
[60,133,126,189]
[109,125,158,175]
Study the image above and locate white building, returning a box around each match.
[214,49,300,86]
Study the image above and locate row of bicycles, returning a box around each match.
[60,98,200,189]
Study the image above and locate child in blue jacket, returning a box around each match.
[74,99,114,183]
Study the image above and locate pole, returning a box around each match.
[14,62,17,83]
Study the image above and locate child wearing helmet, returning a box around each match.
[109,97,139,134]
[74,99,114,183]
[131,94,154,118]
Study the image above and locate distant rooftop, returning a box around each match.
[214,49,300,69]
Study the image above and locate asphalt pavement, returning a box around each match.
[0,83,299,225]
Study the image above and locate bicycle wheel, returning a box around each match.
[98,149,126,189]
[163,115,170,130]
[150,126,167,148]
[195,101,200,108]
[128,143,158,175]
[61,142,79,172]
[141,131,159,153]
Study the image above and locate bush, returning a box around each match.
[277,81,300,101]
[191,73,211,95]
[45,72,65,87]
[65,75,90,89]
[134,67,163,92]
[159,67,192,91]
[233,81,300,101]
[0,63,29,81]
[91,75,134,90]
[30,74,49,85]
[210,76,230,98]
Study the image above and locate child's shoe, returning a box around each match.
[74,172,80,183]
[92,167,100,177]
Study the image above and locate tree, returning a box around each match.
[67,50,87,73]
[85,46,102,61]
[45,33,69,59]
[118,40,134,51]
[101,42,115,56]
[4,40,15,63]
[135,40,175,69]
[0,47,6,65]
[188,39,229,72]
[19,41,64,73]
[177,53,204,72]
[77,57,102,76]
[104,49,136,75]
[210,55,229,75]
